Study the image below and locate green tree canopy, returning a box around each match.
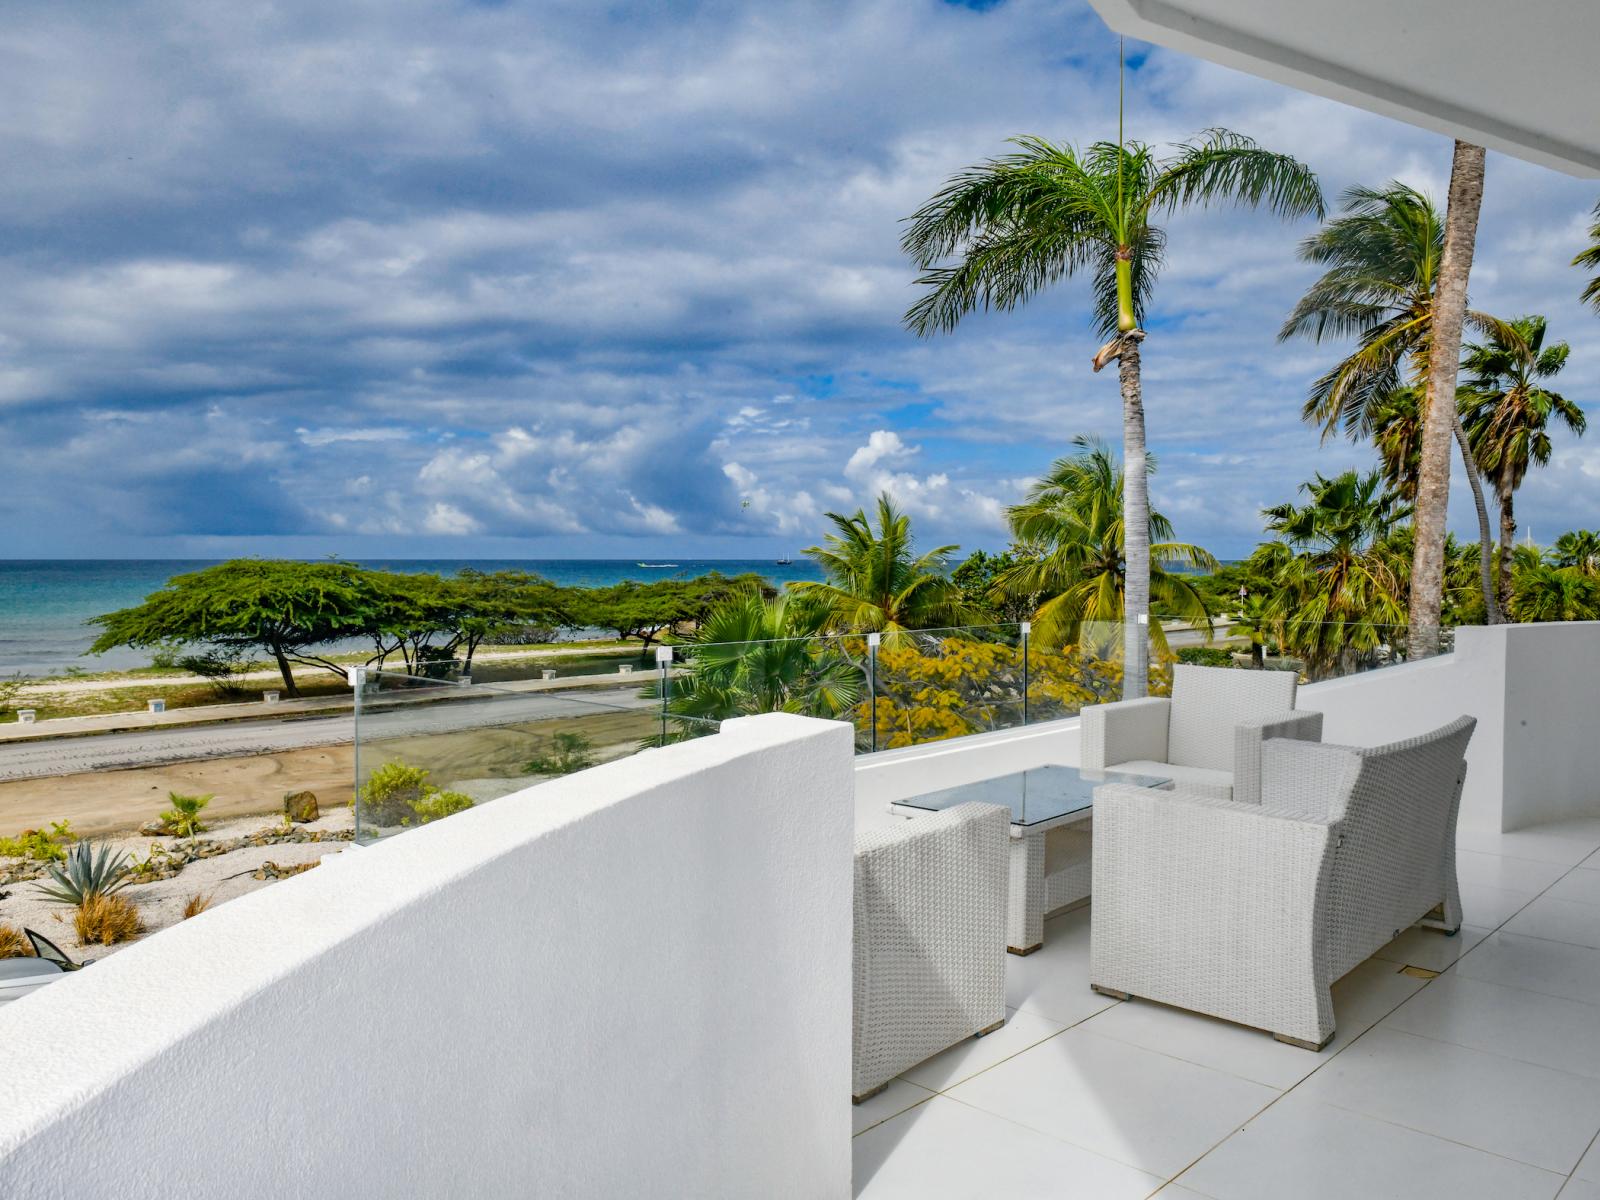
[88,559,390,697]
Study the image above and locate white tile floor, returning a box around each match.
[855,820,1600,1199]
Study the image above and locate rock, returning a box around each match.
[138,819,167,837]
[283,790,320,823]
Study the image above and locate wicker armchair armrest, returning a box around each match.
[1080,697,1170,769]
[1090,783,1340,1042]
[1258,738,1361,822]
[1233,709,1325,805]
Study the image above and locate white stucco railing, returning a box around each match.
[0,712,855,1199]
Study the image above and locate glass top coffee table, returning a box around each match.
[893,765,1171,955]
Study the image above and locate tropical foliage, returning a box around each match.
[657,591,862,737]
[1278,182,1508,622]
[793,494,975,633]
[992,437,1215,651]
[1460,316,1586,610]
[1247,470,1410,678]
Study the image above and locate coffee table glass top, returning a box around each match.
[896,764,1170,827]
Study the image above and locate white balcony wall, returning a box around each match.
[1300,622,1600,833]
[0,713,855,1200]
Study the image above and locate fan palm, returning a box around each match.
[1460,315,1586,612]
[902,122,1321,696]
[656,591,862,734]
[1551,530,1600,573]
[1248,470,1410,678]
[792,493,975,633]
[1510,563,1600,623]
[1280,182,1511,623]
[994,437,1216,653]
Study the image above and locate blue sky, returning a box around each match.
[0,0,1596,560]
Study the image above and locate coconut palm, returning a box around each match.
[1411,141,1488,656]
[1573,199,1600,312]
[1460,316,1586,612]
[1248,470,1410,678]
[656,591,862,735]
[792,493,975,633]
[1280,181,1509,624]
[994,437,1216,653]
[902,119,1321,696]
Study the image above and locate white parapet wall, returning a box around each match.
[0,712,855,1199]
[1298,622,1600,833]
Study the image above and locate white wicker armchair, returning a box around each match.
[1081,663,1323,803]
[853,802,1009,1102]
[1089,715,1476,1050]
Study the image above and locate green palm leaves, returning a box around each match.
[792,494,976,633]
[1249,470,1410,676]
[902,130,1322,340]
[994,437,1215,650]
[659,591,862,731]
[1573,199,1600,312]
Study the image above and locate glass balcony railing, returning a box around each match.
[658,617,1453,756]
[350,665,716,843]
[350,617,1456,833]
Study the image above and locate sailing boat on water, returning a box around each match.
[775,550,793,565]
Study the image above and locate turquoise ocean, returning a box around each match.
[0,559,826,678]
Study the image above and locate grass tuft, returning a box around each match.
[74,893,144,946]
[0,924,32,958]
[182,891,214,920]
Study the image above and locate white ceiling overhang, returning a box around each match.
[1089,0,1600,178]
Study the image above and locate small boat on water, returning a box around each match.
[775,555,793,565]
[636,562,678,568]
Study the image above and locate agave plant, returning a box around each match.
[34,840,133,907]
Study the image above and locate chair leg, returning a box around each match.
[1090,983,1132,1001]
[1419,903,1461,936]
[852,1082,889,1105]
[975,1018,1005,1037]
[1273,1030,1334,1051]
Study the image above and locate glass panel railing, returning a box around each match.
[351,667,716,843]
[866,624,1026,751]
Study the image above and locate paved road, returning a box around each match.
[0,686,656,781]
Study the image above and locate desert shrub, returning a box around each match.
[359,762,434,827]
[75,893,144,945]
[176,649,253,697]
[0,674,23,721]
[35,840,132,907]
[484,624,558,647]
[158,792,211,837]
[408,790,474,825]
[0,924,31,958]
[0,820,74,862]
[1175,646,1234,668]
[523,732,597,776]
[182,891,214,919]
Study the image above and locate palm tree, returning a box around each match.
[1413,141,1488,656]
[1369,386,1425,498]
[1510,563,1600,623]
[1248,470,1410,678]
[902,119,1321,697]
[792,493,975,633]
[1551,530,1600,573]
[1459,316,1586,613]
[656,591,862,735]
[1280,179,1507,625]
[994,436,1214,653]
[1573,199,1600,312]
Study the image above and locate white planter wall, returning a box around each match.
[0,713,855,1200]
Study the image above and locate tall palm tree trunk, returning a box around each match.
[1409,141,1486,658]
[1453,414,1501,624]
[1119,333,1150,698]
[1497,483,1516,617]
